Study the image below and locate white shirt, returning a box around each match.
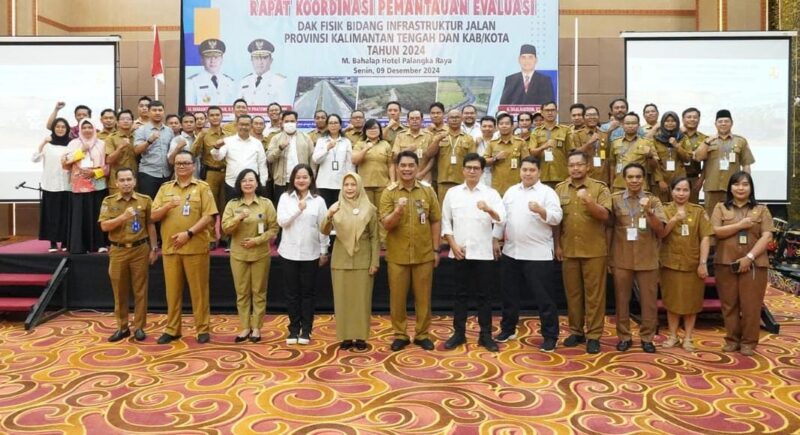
[285,134,299,179]
[238,70,289,105]
[186,69,235,105]
[461,123,482,140]
[441,182,504,260]
[474,136,493,187]
[33,144,71,192]
[312,135,353,189]
[493,181,563,261]
[212,134,269,187]
[277,191,329,261]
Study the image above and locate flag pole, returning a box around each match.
[153,25,159,100]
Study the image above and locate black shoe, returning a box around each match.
[616,339,633,352]
[540,337,557,352]
[495,330,517,343]
[587,339,601,354]
[250,334,261,343]
[563,334,586,347]
[354,340,368,350]
[134,329,146,341]
[108,329,130,342]
[478,335,499,352]
[234,332,250,343]
[340,340,354,350]
[413,338,435,350]
[157,333,181,344]
[641,341,656,353]
[390,338,411,351]
[444,333,466,350]
[197,333,210,344]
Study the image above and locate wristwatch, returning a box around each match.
[746,252,755,261]
[186,229,194,238]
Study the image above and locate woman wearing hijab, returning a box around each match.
[321,172,380,350]
[650,111,692,202]
[34,118,72,252]
[61,118,109,253]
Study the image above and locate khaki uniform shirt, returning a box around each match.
[555,177,612,258]
[702,135,755,192]
[682,131,707,178]
[572,128,611,185]
[531,124,573,183]
[221,196,279,261]
[436,131,476,185]
[344,130,362,146]
[105,131,137,188]
[611,137,654,189]
[660,203,714,271]
[353,140,393,188]
[308,129,325,145]
[323,211,381,270]
[427,124,446,136]
[380,180,441,265]
[484,136,529,196]
[652,137,692,183]
[383,123,407,145]
[711,203,773,267]
[222,122,238,137]
[98,192,152,244]
[153,178,218,255]
[610,190,667,270]
[193,127,227,169]
[393,130,433,180]
[98,129,115,142]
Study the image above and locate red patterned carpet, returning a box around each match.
[1,288,799,434]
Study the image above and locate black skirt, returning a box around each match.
[68,190,108,254]
[39,190,70,244]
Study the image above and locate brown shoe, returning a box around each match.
[739,345,755,356]
[722,342,740,352]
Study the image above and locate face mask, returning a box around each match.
[283,122,297,134]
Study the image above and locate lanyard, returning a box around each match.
[448,134,461,157]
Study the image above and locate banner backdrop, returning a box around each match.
[182,0,558,126]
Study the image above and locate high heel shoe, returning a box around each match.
[234,331,250,343]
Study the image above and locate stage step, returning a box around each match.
[0,297,40,311]
[0,273,53,287]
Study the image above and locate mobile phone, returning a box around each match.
[730,261,741,273]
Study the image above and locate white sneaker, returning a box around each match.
[298,332,310,345]
[286,335,298,345]
[98,247,109,253]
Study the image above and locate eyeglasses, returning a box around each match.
[464,166,482,172]
[174,162,194,167]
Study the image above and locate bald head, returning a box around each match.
[447,109,462,130]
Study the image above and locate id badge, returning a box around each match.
[182,203,191,216]
[719,159,730,171]
[627,227,638,241]
[450,155,457,165]
[416,148,424,159]
[511,158,518,169]
[729,152,736,163]
[738,230,748,245]
[681,223,689,236]
[420,212,427,224]
[131,218,141,233]
[258,222,265,234]
[600,149,606,159]
[544,150,554,162]
[332,160,339,171]
[593,157,602,167]
[666,160,676,172]
[638,217,647,230]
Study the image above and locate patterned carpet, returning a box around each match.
[1,288,799,434]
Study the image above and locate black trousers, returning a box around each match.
[452,259,494,335]
[318,188,340,208]
[137,172,169,200]
[281,257,318,335]
[499,255,559,339]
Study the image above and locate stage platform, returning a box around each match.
[0,240,577,313]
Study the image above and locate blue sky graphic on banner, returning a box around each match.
[182,0,558,125]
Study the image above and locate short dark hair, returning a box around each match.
[407,109,422,119]
[207,106,222,114]
[232,168,263,199]
[480,116,496,126]
[584,105,600,115]
[236,114,252,123]
[682,107,701,118]
[517,111,533,122]
[150,100,165,109]
[268,102,282,112]
[496,113,514,124]
[100,108,115,117]
[361,118,383,141]
[609,98,629,110]
[724,171,757,210]
[429,102,445,112]
[180,112,196,121]
[521,155,539,168]
[314,109,328,117]
[174,150,194,162]
[281,110,298,121]
[463,152,486,169]
[569,103,586,114]
[461,104,476,113]
[622,162,645,177]
[567,150,589,163]
[643,103,658,114]
[669,176,691,192]
[74,105,92,117]
[324,114,342,135]
[138,96,152,104]
[165,114,180,122]
[532,112,543,121]
[623,111,640,122]
[232,98,248,107]
[542,101,557,109]
[286,163,318,197]
[116,109,134,120]
[385,101,401,110]
[115,167,135,178]
[396,150,419,165]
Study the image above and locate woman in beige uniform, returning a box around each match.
[658,177,714,351]
[711,171,773,356]
[222,169,279,343]
[351,119,394,207]
[322,172,380,350]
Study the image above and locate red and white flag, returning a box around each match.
[151,25,164,84]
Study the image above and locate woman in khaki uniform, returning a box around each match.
[322,173,380,350]
[657,177,714,351]
[352,119,394,207]
[651,112,692,203]
[222,169,279,343]
[711,171,773,356]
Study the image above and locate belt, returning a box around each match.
[110,238,149,248]
[205,166,224,172]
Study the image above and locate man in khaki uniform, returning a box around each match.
[393,110,434,182]
[530,101,573,188]
[380,150,441,352]
[344,110,365,145]
[426,102,447,136]
[308,110,328,144]
[383,101,407,145]
[554,151,611,354]
[610,162,667,353]
[99,168,158,342]
[105,110,137,196]
[192,106,229,228]
[151,151,218,344]
[98,108,117,141]
[694,109,755,215]
[610,112,658,191]
[681,107,707,204]
[571,106,612,186]
[425,109,477,204]
[485,113,530,196]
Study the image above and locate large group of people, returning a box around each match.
[35,96,773,357]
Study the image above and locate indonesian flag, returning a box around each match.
[151,25,164,84]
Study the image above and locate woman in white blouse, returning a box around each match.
[277,163,330,345]
[312,113,353,207]
[34,118,72,252]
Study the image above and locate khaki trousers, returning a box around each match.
[437,182,456,207]
[563,256,607,340]
[108,243,149,330]
[388,261,433,340]
[613,267,659,342]
[230,256,271,330]
[715,267,768,347]
[365,187,386,242]
[162,253,210,336]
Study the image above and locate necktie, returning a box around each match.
[211,75,218,89]
[523,75,530,93]
[255,76,262,88]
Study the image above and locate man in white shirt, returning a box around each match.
[441,153,505,352]
[212,114,269,199]
[475,116,496,187]
[460,105,481,140]
[492,156,563,351]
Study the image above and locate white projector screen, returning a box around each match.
[0,38,117,201]
[624,33,792,202]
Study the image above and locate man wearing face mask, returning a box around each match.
[267,111,315,202]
